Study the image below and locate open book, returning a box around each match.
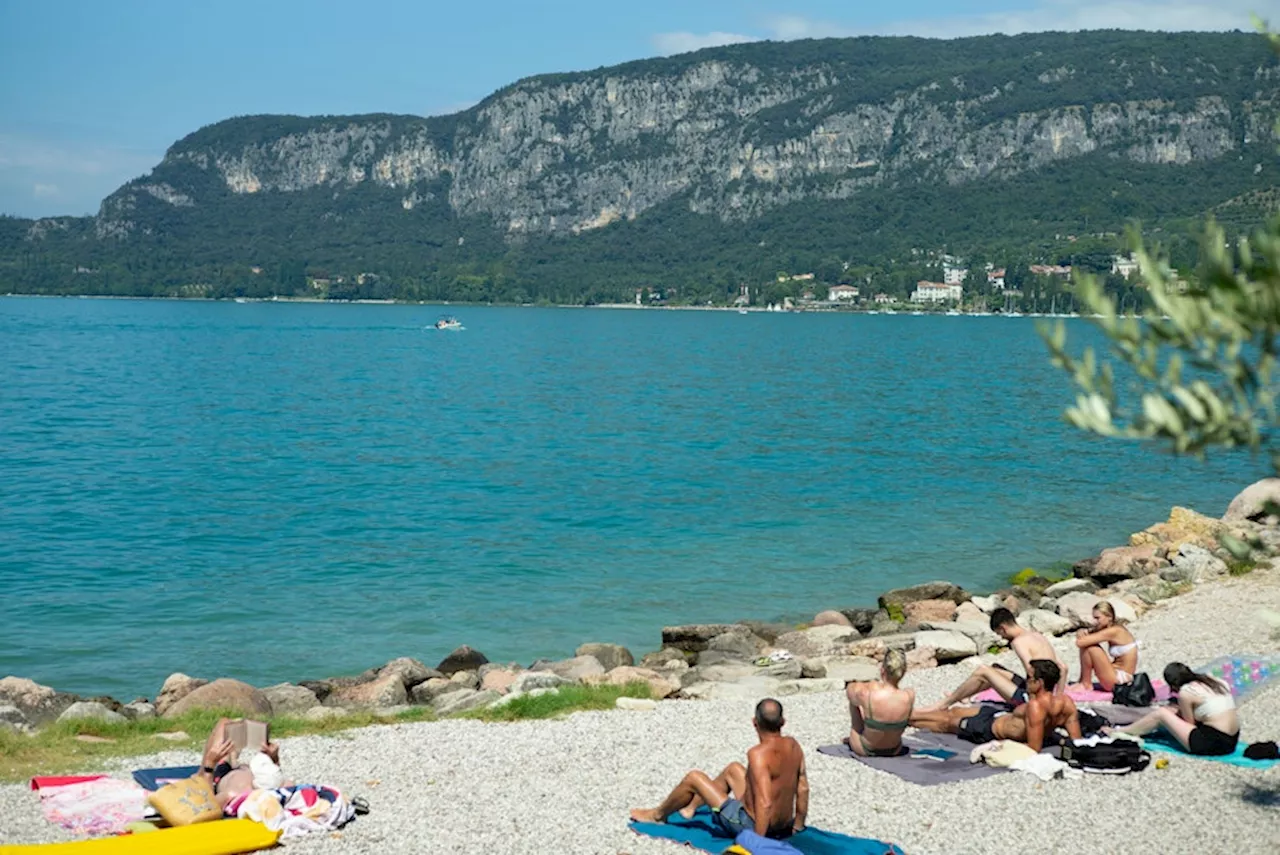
[224,718,269,756]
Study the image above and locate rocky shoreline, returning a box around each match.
[4,480,1279,735]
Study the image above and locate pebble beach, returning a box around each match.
[3,571,1277,855]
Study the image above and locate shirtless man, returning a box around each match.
[918,607,1065,712]
[630,698,808,839]
[909,660,1081,752]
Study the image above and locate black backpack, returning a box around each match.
[1061,736,1151,774]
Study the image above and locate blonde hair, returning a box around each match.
[1093,600,1126,625]
[882,648,907,684]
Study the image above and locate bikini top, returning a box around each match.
[1108,638,1140,660]
[1183,681,1236,721]
[863,692,910,732]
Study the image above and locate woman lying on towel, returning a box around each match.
[1113,662,1240,756]
[197,717,292,809]
[844,649,914,757]
[1069,601,1140,692]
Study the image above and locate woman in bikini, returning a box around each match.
[1115,662,1240,755]
[844,648,914,756]
[1070,601,1139,692]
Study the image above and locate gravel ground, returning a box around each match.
[3,572,1278,854]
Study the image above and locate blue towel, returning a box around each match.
[132,764,201,791]
[630,807,904,854]
[1145,736,1279,769]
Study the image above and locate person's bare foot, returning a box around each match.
[630,808,665,824]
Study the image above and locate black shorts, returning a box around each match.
[1188,723,1239,756]
[994,666,1029,706]
[957,706,1004,744]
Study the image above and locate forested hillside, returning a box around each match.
[3,30,1279,304]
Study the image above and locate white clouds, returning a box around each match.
[32,183,59,198]
[652,30,759,55]
[763,2,1278,41]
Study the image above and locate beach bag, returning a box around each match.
[147,775,221,826]
[1111,672,1155,707]
[1061,736,1151,774]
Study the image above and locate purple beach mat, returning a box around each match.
[816,732,1007,785]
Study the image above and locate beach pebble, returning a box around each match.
[615,697,657,711]
[302,706,348,722]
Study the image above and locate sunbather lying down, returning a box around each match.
[198,717,293,807]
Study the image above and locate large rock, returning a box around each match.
[164,679,272,719]
[575,643,634,671]
[1043,578,1097,598]
[661,624,742,653]
[597,666,679,699]
[773,625,861,658]
[508,671,573,694]
[1224,479,1280,523]
[912,630,977,662]
[639,648,690,669]
[837,608,879,634]
[480,669,519,694]
[969,595,1001,614]
[1130,506,1225,554]
[533,655,606,683]
[811,656,880,683]
[1016,609,1075,636]
[1123,575,1184,604]
[1166,544,1228,582]
[1055,592,1103,628]
[432,688,501,716]
[155,673,207,717]
[1076,545,1168,582]
[754,658,804,680]
[704,631,764,661]
[919,620,999,651]
[0,703,28,731]
[680,675,782,701]
[436,646,489,676]
[326,673,409,710]
[262,683,322,716]
[683,662,757,686]
[57,701,126,725]
[812,610,853,628]
[954,602,986,624]
[410,677,464,704]
[1105,597,1138,625]
[378,658,437,689]
[450,670,481,690]
[775,678,847,696]
[123,701,157,720]
[0,677,78,726]
[903,599,958,624]
[906,646,938,671]
[735,621,793,644]
[879,581,969,608]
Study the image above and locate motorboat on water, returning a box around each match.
[433,315,463,330]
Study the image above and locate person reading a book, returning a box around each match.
[198,717,288,806]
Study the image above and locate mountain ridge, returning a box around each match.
[5,30,1280,302]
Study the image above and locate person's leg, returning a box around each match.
[631,770,730,824]
[1118,708,1194,749]
[909,707,970,734]
[1084,647,1119,690]
[918,667,996,712]
[1073,646,1094,691]
[846,682,868,747]
[680,762,745,819]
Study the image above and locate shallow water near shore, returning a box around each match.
[0,297,1257,698]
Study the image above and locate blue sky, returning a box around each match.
[0,0,1275,218]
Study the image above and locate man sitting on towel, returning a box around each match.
[630,698,808,839]
[909,660,1081,752]
[917,607,1066,712]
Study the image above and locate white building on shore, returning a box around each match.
[912,280,962,303]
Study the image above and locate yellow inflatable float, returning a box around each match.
[0,819,281,855]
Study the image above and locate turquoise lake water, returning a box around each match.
[0,297,1257,699]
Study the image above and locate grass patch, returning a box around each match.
[1227,558,1259,576]
[0,706,435,785]
[465,682,654,723]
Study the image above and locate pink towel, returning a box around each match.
[975,681,1170,704]
[39,778,148,837]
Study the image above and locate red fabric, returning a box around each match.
[30,774,108,791]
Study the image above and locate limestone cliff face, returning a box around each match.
[92,32,1280,240]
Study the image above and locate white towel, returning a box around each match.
[1010,753,1083,781]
